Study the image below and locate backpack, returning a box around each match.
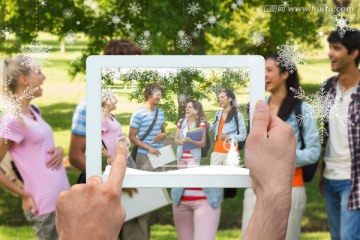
[294,101,319,182]
[214,111,246,151]
[179,118,211,158]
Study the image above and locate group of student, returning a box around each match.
[0,28,359,240]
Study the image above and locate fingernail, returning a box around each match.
[255,100,267,111]
[117,141,126,149]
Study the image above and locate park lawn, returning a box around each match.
[0,33,333,235]
[0,224,331,239]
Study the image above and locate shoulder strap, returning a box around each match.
[30,104,40,114]
[179,117,185,128]
[294,101,305,149]
[234,111,239,135]
[140,108,159,141]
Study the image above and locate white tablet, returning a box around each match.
[86,55,264,187]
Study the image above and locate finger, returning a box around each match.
[250,100,270,138]
[106,141,127,195]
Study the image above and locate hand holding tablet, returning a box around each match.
[55,141,127,240]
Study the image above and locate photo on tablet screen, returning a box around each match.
[86,56,264,188]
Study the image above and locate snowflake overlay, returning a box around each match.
[223,137,241,167]
[250,30,264,46]
[231,0,244,10]
[191,12,220,37]
[137,30,152,51]
[64,30,78,45]
[176,30,192,51]
[0,87,38,143]
[102,89,116,105]
[178,94,187,103]
[290,86,355,144]
[39,0,47,7]
[128,2,141,16]
[187,2,200,15]
[84,0,98,10]
[107,11,125,28]
[329,13,355,38]
[276,38,306,73]
[1,27,13,40]
[21,40,52,73]
[63,9,73,19]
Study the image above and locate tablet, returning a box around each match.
[86,55,264,187]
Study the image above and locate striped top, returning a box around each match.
[0,106,70,215]
[177,119,206,201]
[130,106,165,155]
[71,99,86,136]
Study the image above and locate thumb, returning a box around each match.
[250,100,270,138]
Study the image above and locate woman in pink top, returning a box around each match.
[0,56,70,240]
[101,89,135,168]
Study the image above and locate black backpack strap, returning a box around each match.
[294,100,305,150]
[140,108,159,141]
[234,111,240,135]
[214,110,220,139]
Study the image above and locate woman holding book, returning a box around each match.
[0,56,70,240]
[210,89,247,166]
[171,100,223,240]
[241,53,321,239]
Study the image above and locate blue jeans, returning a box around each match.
[323,179,360,240]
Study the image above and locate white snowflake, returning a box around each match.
[290,86,355,144]
[143,30,151,38]
[137,36,152,51]
[1,72,11,88]
[1,27,13,40]
[76,21,81,25]
[276,38,306,73]
[128,2,142,16]
[187,2,200,15]
[250,30,264,46]
[107,11,125,28]
[156,31,162,37]
[0,88,38,143]
[195,22,204,31]
[102,89,116,105]
[129,31,137,38]
[63,9,73,19]
[178,94,187,103]
[205,13,218,27]
[209,83,223,95]
[21,40,52,73]
[177,30,186,38]
[231,3,238,10]
[176,33,192,51]
[236,0,244,6]
[71,56,81,65]
[317,28,325,38]
[192,31,200,38]
[84,0,98,10]
[64,30,78,45]
[329,13,355,38]
[283,1,288,6]
[39,0,47,7]
[124,21,133,32]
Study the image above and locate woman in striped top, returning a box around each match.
[171,100,223,240]
[0,56,70,240]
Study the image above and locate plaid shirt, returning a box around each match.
[323,76,360,210]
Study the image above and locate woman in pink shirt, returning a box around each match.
[101,89,135,168]
[0,56,70,240]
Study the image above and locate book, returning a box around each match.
[182,127,204,150]
[147,145,177,169]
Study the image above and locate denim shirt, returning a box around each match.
[210,110,247,142]
[267,98,321,167]
[171,188,224,208]
[176,117,202,162]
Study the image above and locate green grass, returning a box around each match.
[0,33,334,237]
[0,225,331,240]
